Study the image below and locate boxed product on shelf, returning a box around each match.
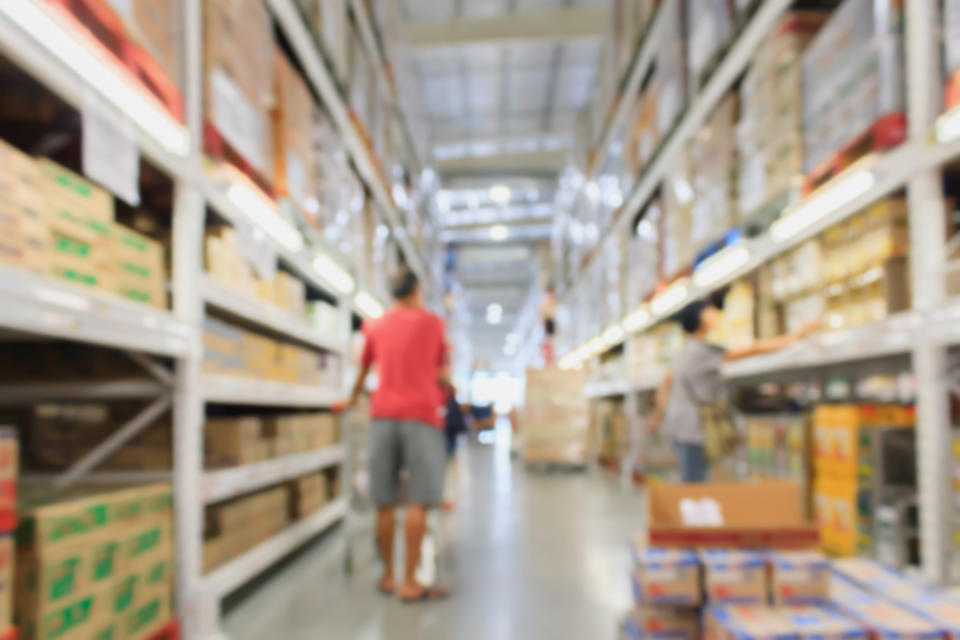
[801,0,905,176]
[203,0,275,182]
[204,486,290,572]
[738,12,826,215]
[651,0,686,141]
[15,484,174,639]
[522,368,590,464]
[205,417,269,468]
[627,202,662,307]
[686,0,734,88]
[273,50,316,213]
[624,604,700,640]
[704,605,796,640]
[777,606,869,640]
[719,279,755,351]
[110,223,167,308]
[744,415,808,483]
[289,472,328,519]
[830,585,943,640]
[25,403,171,472]
[106,0,182,89]
[662,153,695,279]
[0,140,49,274]
[689,94,738,249]
[769,550,831,606]
[630,544,701,606]
[699,550,767,606]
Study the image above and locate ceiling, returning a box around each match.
[396,0,610,371]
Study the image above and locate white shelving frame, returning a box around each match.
[568,0,960,582]
[0,1,431,638]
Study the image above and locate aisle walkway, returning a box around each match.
[223,434,645,639]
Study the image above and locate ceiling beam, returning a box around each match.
[437,149,568,175]
[401,6,608,49]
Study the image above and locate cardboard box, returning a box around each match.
[777,606,868,640]
[36,159,114,224]
[624,605,700,640]
[706,605,797,640]
[831,559,924,600]
[769,550,830,606]
[700,550,767,605]
[630,542,701,606]
[647,481,818,549]
[832,591,943,640]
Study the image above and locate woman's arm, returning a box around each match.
[725,320,821,362]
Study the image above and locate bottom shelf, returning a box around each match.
[202,497,347,598]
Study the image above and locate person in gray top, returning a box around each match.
[648,297,818,483]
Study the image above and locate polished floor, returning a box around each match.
[223,431,645,639]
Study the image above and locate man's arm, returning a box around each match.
[346,360,372,409]
[724,320,821,362]
[647,370,673,431]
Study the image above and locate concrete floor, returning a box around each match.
[223,433,645,639]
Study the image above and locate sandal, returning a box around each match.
[400,586,450,603]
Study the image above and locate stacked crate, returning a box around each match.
[205,413,340,469]
[273,51,317,217]
[801,0,905,180]
[522,368,590,465]
[737,12,825,216]
[15,485,174,640]
[0,142,48,274]
[689,95,739,251]
[204,487,289,572]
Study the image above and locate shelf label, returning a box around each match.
[82,107,140,206]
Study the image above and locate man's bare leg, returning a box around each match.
[398,505,449,601]
[376,506,395,592]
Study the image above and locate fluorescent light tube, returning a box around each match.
[313,253,355,296]
[0,2,190,157]
[227,182,304,253]
[770,170,876,243]
[652,281,689,316]
[623,307,651,333]
[602,325,625,346]
[355,291,384,318]
[693,245,750,289]
[489,225,509,241]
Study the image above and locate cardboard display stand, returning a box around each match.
[647,480,819,549]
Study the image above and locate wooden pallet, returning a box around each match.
[804,112,907,195]
[41,0,183,122]
[203,121,276,199]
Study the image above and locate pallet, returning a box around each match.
[41,0,183,122]
[523,460,588,474]
[140,620,180,640]
[803,112,907,195]
[203,121,276,199]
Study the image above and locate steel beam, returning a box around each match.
[401,6,608,49]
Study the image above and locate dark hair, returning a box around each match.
[677,300,710,334]
[390,269,419,300]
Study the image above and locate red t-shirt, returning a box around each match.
[362,306,447,427]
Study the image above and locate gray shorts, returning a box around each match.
[369,419,445,507]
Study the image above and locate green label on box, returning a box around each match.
[126,597,162,637]
[143,492,172,514]
[121,235,149,252]
[54,173,93,198]
[112,496,143,523]
[120,288,151,303]
[61,269,98,287]
[40,593,94,640]
[91,540,119,583]
[128,526,162,559]
[54,236,91,258]
[47,503,109,543]
[44,556,81,602]
[93,625,117,640]
[122,263,151,278]
[112,575,138,614]
[145,559,170,586]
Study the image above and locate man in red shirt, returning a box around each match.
[346,269,449,602]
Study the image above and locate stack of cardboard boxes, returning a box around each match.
[737,12,825,216]
[105,0,181,89]
[203,316,341,388]
[204,470,341,572]
[801,0,905,176]
[522,368,590,465]
[812,404,915,556]
[688,95,738,252]
[272,51,317,218]
[203,0,275,183]
[15,484,174,640]
[744,416,809,484]
[0,140,168,309]
[205,413,340,469]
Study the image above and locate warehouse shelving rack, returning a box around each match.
[0,1,431,638]
[561,0,960,583]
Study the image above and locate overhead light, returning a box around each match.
[489,185,512,205]
[486,303,503,325]
[623,307,651,333]
[227,182,304,253]
[587,335,605,355]
[693,245,751,289]
[489,225,509,242]
[936,104,960,144]
[436,190,451,213]
[585,181,601,202]
[313,253,355,295]
[652,280,690,316]
[602,325,625,346]
[355,291,384,318]
[0,2,190,157]
[770,170,876,243]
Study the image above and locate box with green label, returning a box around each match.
[36,159,114,225]
[109,224,167,309]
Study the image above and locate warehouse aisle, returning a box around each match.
[223,433,644,639]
